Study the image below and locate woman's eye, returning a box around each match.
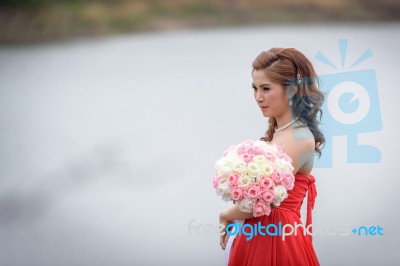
[262,87,270,91]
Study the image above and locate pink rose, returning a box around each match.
[258,185,266,194]
[275,146,284,159]
[283,173,295,190]
[265,152,276,162]
[261,190,274,203]
[227,173,240,186]
[242,140,254,146]
[253,201,271,217]
[282,153,292,163]
[230,183,238,189]
[271,171,283,183]
[259,177,273,189]
[248,146,263,156]
[241,153,254,163]
[237,145,247,155]
[231,187,244,201]
[213,175,220,189]
[245,184,261,200]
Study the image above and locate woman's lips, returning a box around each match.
[260,106,269,111]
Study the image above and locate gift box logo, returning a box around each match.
[314,39,382,168]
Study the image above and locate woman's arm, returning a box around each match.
[219,204,254,222]
[219,205,254,250]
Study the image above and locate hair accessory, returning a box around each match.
[296,73,302,86]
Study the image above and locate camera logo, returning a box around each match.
[314,39,382,168]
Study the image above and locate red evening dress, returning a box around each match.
[227,172,320,266]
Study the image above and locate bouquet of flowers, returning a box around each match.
[213,140,295,217]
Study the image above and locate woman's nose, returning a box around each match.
[255,91,264,102]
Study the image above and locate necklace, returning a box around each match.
[275,117,299,132]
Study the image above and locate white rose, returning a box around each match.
[238,175,252,187]
[238,199,254,213]
[275,159,285,169]
[253,140,267,150]
[247,162,261,177]
[260,162,274,176]
[273,185,288,206]
[253,155,266,163]
[217,154,239,170]
[218,166,232,179]
[232,162,245,173]
[285,162,294,171]
[223,156,235,167]
[231,158,246,173]
[265,143,278,153]
[214,158,224,171]
[225,150,240,159]
[217,182,231,202]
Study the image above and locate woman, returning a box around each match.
[219,48,325,266]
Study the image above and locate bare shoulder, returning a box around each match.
[292,122,315,146]
[273,122,315,151]
[280,122,315,173]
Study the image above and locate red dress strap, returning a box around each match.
[306,175,317,241]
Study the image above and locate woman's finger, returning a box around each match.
[220,234,226,250]
[224,234,230,246]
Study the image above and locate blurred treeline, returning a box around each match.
[1,0,400,43]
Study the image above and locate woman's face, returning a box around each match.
[252,69,289,118]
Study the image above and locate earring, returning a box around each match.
[289,96,293,106]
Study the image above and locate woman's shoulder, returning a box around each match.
[272,121,315,153]
[292,121,315,143]
[284,121,315,154]
[287,122,315,172]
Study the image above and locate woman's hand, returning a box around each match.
[219,210,233,250]
[218,205,254,249]
[220,228,230,250]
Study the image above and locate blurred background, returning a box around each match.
[1,1,400,266]
[1,0,400,43]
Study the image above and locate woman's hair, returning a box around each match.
[252,48,325,158]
